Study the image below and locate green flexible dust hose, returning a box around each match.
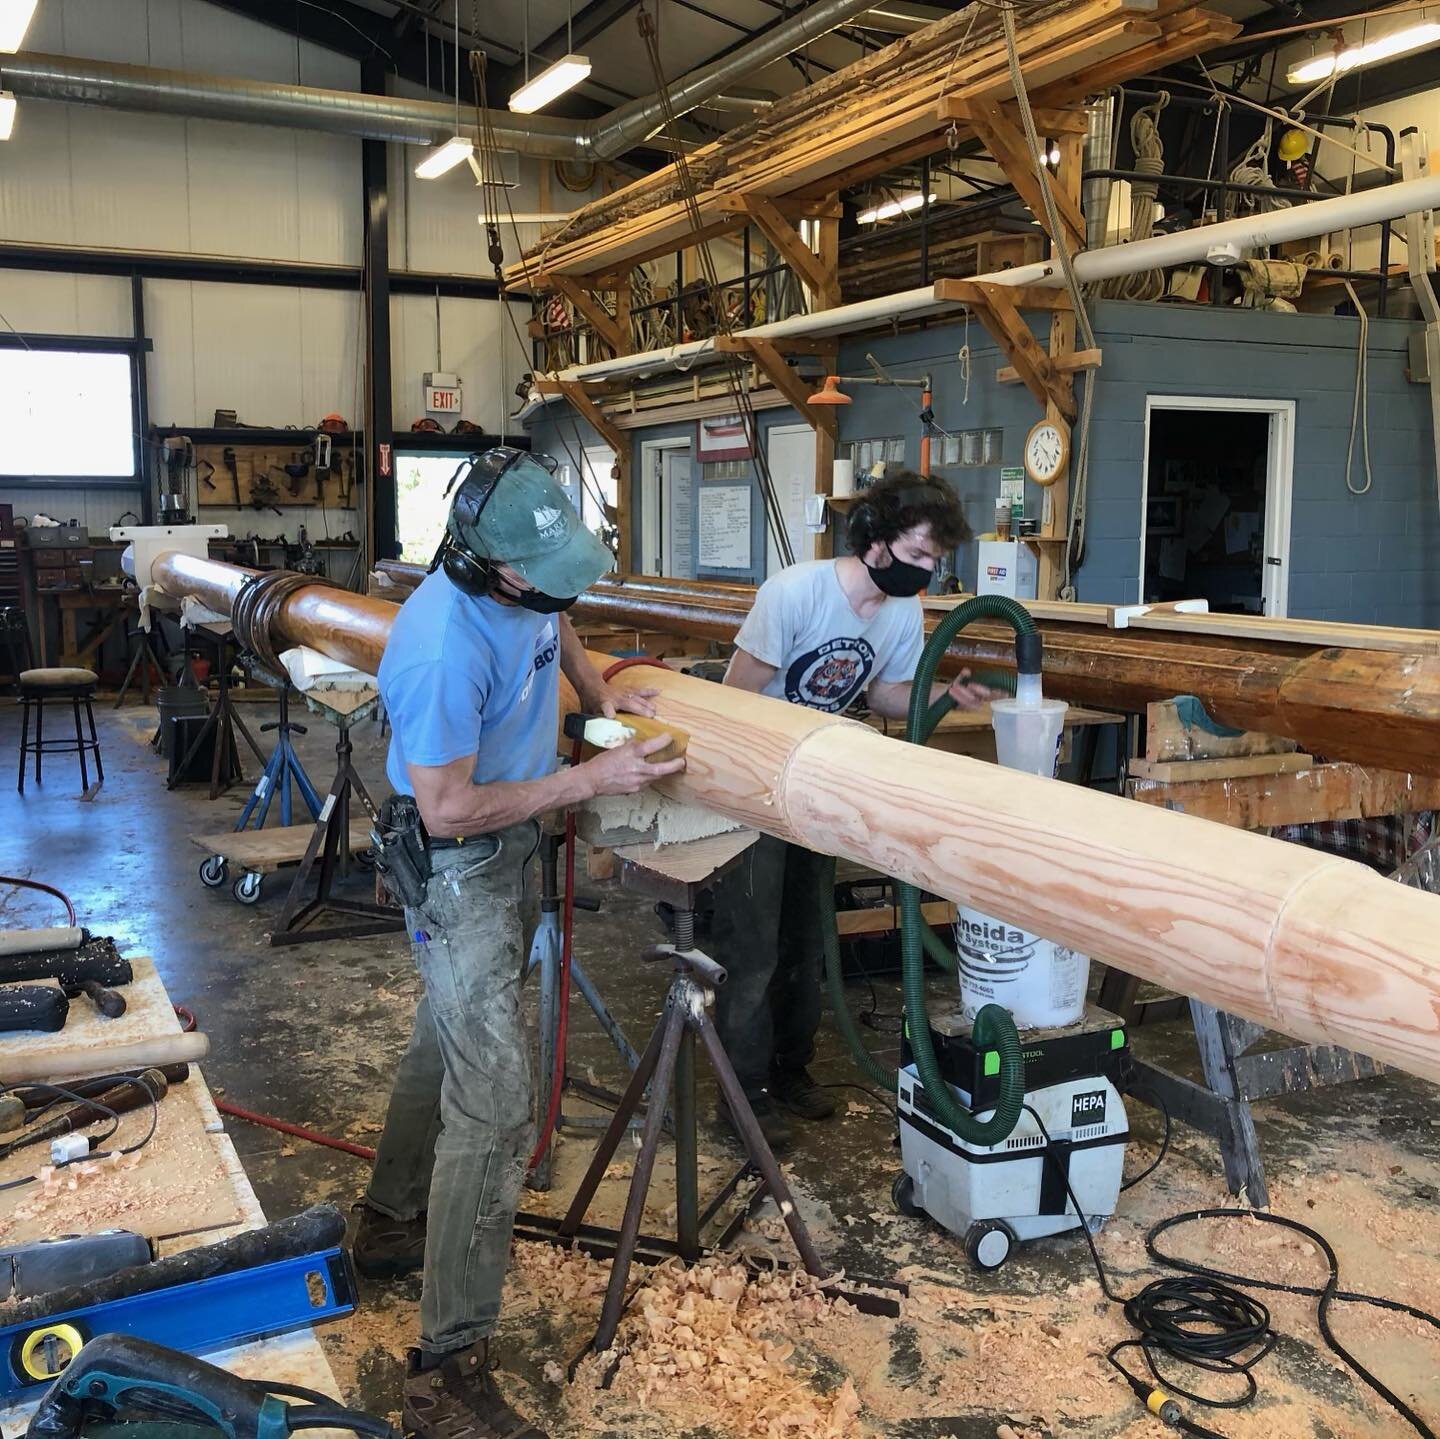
[820,598,1038,1145]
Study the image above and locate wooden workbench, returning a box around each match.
[0,959,345,1437]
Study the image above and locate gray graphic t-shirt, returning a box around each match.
[733,560,924,713]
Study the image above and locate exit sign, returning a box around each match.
[424,371,463,415]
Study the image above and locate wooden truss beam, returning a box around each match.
[549,275,627,354]
[955,98,1086,253]
[937,279,1075,418]
[740,195,841,310]
[997,348,1102,385]
[728,337,837,435]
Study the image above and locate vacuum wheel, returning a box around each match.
[891,1171,925,1219]
[232,871,263,905]
[964,1220,1015,1272]
[199,855,228,889]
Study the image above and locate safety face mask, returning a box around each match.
[497,579,577,614]
[866,545,933,598]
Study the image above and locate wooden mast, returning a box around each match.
[152,552,1440,1086]
[371,562,1440,778]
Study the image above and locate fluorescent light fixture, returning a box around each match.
[0,0,38,53]
[414,136,473,180]
[0,93,16,140]
[509,54,592,114]
[856,192,936,224]
[1287,21,1440,84]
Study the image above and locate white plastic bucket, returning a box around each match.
[957,688,1088,1026]
[955,908,1090,1027]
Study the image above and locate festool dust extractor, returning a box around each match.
[822,596,1129,1271]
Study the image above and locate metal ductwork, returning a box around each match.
[585,0,886,159]
[0,0,880,162]
[0,51,590,158]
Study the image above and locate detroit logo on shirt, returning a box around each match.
[785,637,876,712]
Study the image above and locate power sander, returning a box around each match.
[26,1334,396,1439]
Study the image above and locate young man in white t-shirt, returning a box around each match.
[711,472,991,1149]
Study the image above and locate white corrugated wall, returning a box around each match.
[0,0,604,535]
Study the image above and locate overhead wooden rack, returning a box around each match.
[504,0,1238,293]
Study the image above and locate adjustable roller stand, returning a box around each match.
[236,682,323,831]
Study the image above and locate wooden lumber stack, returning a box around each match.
[507,0,1239,290]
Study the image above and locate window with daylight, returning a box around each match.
[0,348,136,478]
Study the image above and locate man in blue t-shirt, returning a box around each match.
[353,448,683,1439]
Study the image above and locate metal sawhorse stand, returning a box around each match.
[1116,983,1383,1207]
[527,828,647,1192]
[518,831,903,1372]
[199,679,323,891]
[167,625,264,799]
[269,686,403,947]
[235,681,322,831]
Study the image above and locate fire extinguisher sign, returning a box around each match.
[379,442,392,478]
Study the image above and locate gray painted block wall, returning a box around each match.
[529,299,1436,624]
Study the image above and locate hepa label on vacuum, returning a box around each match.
[1071,1088,1107,1127]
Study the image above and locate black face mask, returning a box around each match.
[865,545,932,598]
[496,578,577,614]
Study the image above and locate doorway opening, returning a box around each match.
[639,437,694,578]
[1141,398,1293,616]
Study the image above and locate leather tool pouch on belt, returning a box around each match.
[372,794,433,910]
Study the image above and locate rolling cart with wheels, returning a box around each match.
[189,818,376,907]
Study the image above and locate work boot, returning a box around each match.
[403,1339,548,1439]
[718,1092,794,1152]
[772,1066,838,1121]
[350,1202,426,1280]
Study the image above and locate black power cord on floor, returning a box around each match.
[1024,1106,1440,1438]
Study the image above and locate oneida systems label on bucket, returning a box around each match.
[956,908,1089,1028]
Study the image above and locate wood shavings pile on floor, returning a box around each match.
[510,1243,861,1438]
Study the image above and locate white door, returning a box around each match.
[765,424,817,576]
[662,449,695,579]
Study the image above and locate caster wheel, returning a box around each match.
[232,871,263,905]
[964,1220,1015,1273]
[199,855,228,889]
[891,1171,925,1218]
[353,848,377,870]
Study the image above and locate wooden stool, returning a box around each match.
[4,601,105,796]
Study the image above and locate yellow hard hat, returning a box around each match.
[1278,127,1308,162]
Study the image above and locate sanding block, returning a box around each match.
[563,711,689,764]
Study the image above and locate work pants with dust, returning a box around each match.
[365,819,539,1356]
[709,833,829,1097]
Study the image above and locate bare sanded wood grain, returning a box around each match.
[151,554,1440,1084]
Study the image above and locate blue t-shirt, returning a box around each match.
[380,569,562,794]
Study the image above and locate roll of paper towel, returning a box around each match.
[833,458,855,497]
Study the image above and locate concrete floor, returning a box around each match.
[2,693,1438,1438]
